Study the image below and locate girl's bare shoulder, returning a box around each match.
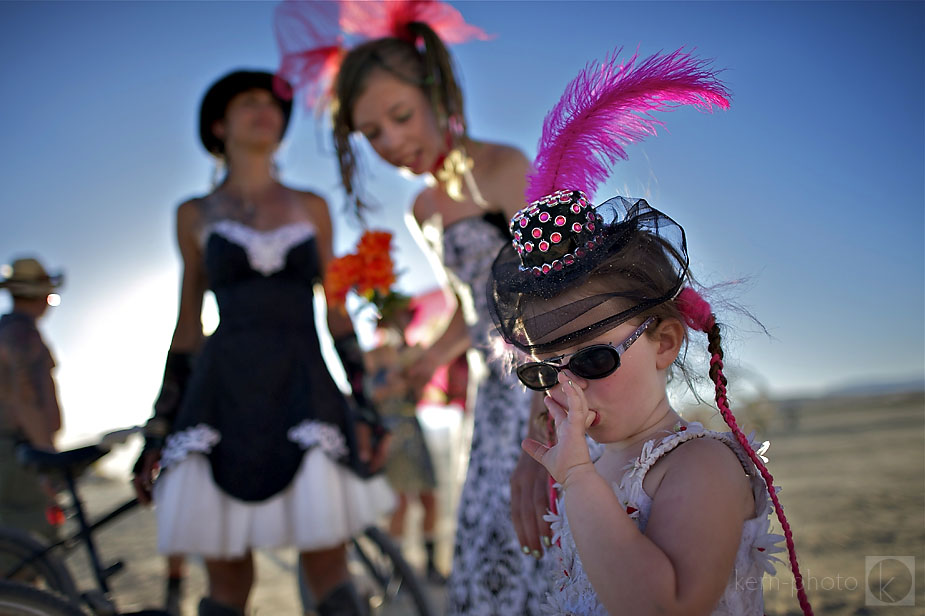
[646,434,754,517]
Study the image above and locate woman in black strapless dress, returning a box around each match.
[132,70,393,616]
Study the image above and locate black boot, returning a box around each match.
[165,576,182,616]
[424,540,446,585]
[198,597,244,616]
[317,581,367,616]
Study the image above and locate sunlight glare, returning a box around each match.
[55,268,177,477]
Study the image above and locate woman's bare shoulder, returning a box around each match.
[176,197,206,230]
[478,142,531,175]
[290,187,328,207]
[288,187,333,239]
[474,141,531,217]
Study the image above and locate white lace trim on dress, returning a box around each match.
[161,423,221,468]
[287,419,349,458]
[201,220,316,276]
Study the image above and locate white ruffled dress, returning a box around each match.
[543,422,784,615]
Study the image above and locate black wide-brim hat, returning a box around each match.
[199,70,294,156]
[488,193,688,355]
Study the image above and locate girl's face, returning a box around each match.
[216,88,285,153]
[350,70,445,175]
[536,318,678,444]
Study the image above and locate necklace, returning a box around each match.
[432,147,488,206]
[241,199,257,218]
[214,191,258,225]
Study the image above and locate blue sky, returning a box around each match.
[1,1,922,442]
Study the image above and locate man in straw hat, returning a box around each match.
[0,256,64,540]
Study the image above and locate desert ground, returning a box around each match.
[48,390,925,614]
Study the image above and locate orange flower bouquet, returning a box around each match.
[325,230,409,321]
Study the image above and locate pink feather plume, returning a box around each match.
[526,48,731,203]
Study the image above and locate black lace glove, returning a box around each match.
[333,334,386,439]
[133,351,193,473]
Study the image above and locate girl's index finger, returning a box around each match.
[543,393,568,424]
[558,371,589,420]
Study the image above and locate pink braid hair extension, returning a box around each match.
[677,287,814,616]
[675,286,714,332]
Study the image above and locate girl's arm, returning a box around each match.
[404,303,469,392]
[304,191,353,339]
[133,199,206,503]
[401,191,471,392]
[527,375,751,616]
[564,439,749,615]
[168,200,208,352]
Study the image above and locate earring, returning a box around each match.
[447,115,464,138]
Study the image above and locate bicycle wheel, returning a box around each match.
[0,580,84,616]
[0,527,79,603]
[351,526,434,616]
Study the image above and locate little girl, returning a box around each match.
[365,309,446,584]
[486,51,814,615]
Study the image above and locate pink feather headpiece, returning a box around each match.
[274,0,489,108]
[526,48,731,203]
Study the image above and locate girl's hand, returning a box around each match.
[356,422,391,473]
[132,449,161,505]
[521,371,595,486]
[403,348,438,395]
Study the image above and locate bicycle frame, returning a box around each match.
[9,442,142,605]
[48,469,141,596]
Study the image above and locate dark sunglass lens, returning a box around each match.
[517,364,559,390]
[570,347,619,379]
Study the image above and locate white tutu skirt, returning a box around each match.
[153,449,396,558]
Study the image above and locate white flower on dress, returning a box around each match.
[161,423,221,468]
[287,420,348,458]
[743,430,771,463]
[751,532,786,575]
[755,439,771,463]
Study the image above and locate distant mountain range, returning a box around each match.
[825,376,925,398]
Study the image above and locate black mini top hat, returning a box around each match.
[489,195,688,354]
[199,70,294,156]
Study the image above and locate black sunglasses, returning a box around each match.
[516,317,656,391]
